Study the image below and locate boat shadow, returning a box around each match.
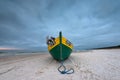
[43,54,80,69]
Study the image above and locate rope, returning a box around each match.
[58,61,74,74]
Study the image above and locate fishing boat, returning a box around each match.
[46,32,73,61]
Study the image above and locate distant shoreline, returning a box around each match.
[0,45,120,57]
[93,45,120,50]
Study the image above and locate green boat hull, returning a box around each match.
[47,32,73,61]
[50,43,72,61]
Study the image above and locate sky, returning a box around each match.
[0,0,120,51]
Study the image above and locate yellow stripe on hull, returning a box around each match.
[62,37,73,49]
[48,37,59,51]
[48,37,73,51]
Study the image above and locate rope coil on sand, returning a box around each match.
[58,61,74,74]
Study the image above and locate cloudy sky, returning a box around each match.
[0,0,120,51]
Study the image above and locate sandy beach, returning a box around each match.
[0,49,120,80]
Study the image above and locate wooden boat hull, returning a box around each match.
[47,32,73,61]
[50,43,72,61]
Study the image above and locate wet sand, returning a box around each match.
[0,49,120,80]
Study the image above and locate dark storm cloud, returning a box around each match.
[0,0,47,49]
[0,0,120,50]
